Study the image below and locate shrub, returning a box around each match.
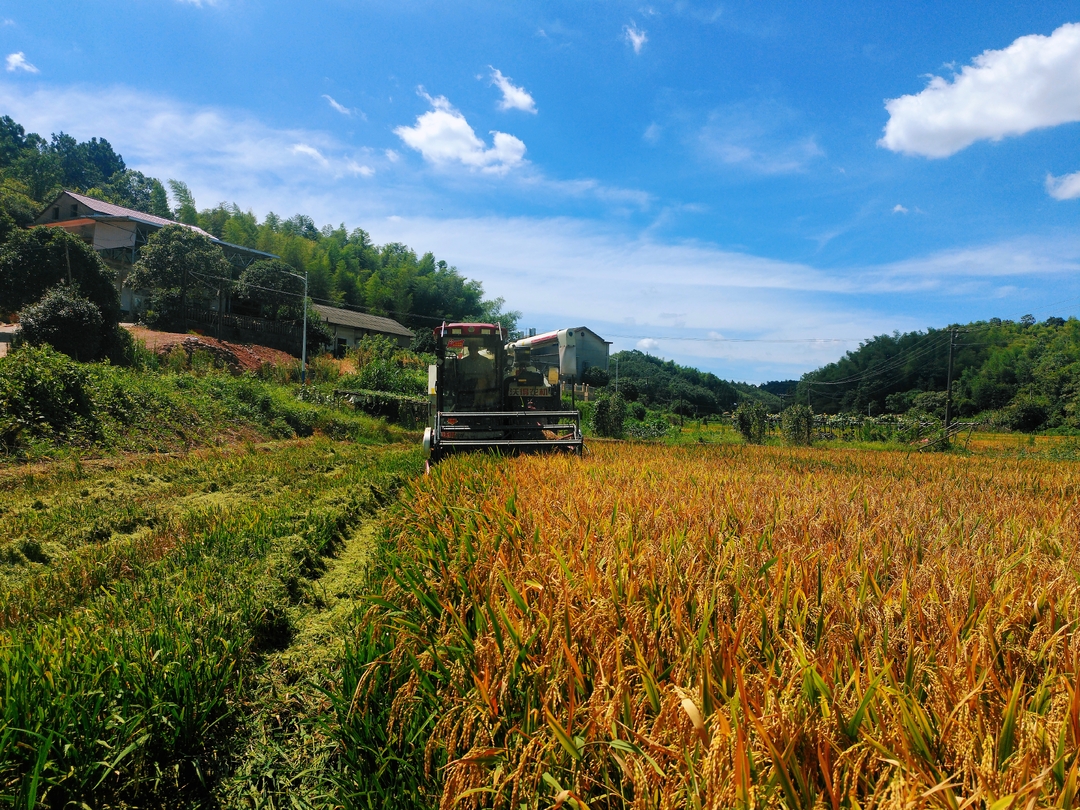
[580,366,609,387]
[590,392,627,438]
[733,401,767,444]
[625,413,670,439]
[781,403,814,445]
[1004,394,1051,433]
[342,336,425,396]
[18,285,105,361]
[0,344,99,444]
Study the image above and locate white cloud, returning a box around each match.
[371,214,1080,378]
[1046,170,1080,200]
[624,23,648,54]
[393,89,526,174]
[880,22,1080,158]
[292,143,328,165]
[637,338,660,352]
[5,52,38,73]
[322,94,352,115]
[2,19,15,26]
[643,122,661,143]
[698,101,823,174]
[385,148,400,162]
[489,67,536,113]
[893,204,909,214]
[347,160,375,177]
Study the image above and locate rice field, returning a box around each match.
[342,442,1080,809]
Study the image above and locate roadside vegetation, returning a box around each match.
[0,343,410,460]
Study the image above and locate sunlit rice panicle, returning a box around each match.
[345,443,1080,808]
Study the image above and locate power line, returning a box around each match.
[605,333,857,344]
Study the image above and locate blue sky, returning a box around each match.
[5,1,1080,381]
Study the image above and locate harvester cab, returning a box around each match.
[423,323,584,463]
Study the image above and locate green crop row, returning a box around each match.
[0,438,420,806]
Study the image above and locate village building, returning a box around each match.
[33,190,276,316]
[313,304,414,352]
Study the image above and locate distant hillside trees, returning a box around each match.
[801,317,1080,431]
[604,350,745,416]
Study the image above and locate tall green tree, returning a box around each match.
[0,227,119,324]
[167,179,199,225]
[128,225,231,325]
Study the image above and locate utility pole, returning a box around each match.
[614,356,619,394]
[943,328,957,439]
[300,270,309,385]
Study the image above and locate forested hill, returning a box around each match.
[602,350,786,416]
[801,316,1080,431]
[0,115,517,334]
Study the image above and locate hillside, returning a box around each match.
[605,350,786,415]
[800,316,1080,431]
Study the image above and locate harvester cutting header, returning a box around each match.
[422,323,609,463]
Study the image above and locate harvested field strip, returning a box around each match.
[344,443,1080,808]
[0,439,420,806]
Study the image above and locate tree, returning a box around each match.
[0,177,38,227]
[0,227,119,324]
[128,224,230,325]
[0,116,27,168]
[590,392,627,438]
[11,136,63,201]
[734,401,767,444]
[91,170,171,218]
[235,259,305,320]
[167,179,199,225]
[781,404,813,446]
[473,296,521,335]
[18,285,105,361]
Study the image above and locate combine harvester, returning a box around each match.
[423,323,589,464]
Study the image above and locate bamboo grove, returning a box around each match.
[342,443,1080,809]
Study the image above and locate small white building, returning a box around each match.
[313,304,414,352]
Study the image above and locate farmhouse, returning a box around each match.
[313,303,414,352]
[33,190,277,316]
